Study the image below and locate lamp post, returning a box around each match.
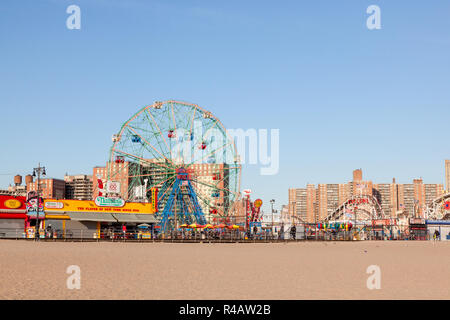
[270,199,275,239]
[32,163,46,241]
[291,201,296,225]
[313,201,317,241]
[413,200,419,219]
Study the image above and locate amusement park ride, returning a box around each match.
[107,100,242,232]
[100,100,450,235]
[319,191,450,240]
[323,192,450,224]
[323,194,387,224]
[243,190,263,229]
[423,192,450,220]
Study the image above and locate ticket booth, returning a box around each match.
[409,218,427,240]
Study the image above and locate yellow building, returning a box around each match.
[44,198,158,238]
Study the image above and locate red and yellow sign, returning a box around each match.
[44,199,156,214]
[0,195,26,211]
[254,199,263,208]
[4,199,22,209]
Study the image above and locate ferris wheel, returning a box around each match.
[108,100,241,231]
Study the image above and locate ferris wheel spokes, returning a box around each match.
[190,182,227,218]
[145,108,173,160]
[190,141,233,167]
[127,126,176,167]
[112,149,174,171]
[190,176,235,198]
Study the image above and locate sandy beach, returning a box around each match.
[0,240,449,300]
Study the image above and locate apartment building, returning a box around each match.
[27,178,65,199]
[289,167,445,223]
[64,175,93,200]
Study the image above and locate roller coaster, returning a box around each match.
[424,192,450,220]
[323,194,387,223]
[323,192,450,223]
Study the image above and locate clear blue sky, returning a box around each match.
[1,0,450,213]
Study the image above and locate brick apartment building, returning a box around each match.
[27,178,66,199]
[289,167,445,223]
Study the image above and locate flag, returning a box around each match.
[96,174,104,196]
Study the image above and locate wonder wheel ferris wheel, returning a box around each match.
[108,100,241,231]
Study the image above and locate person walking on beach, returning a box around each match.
[47,224,53,239]
[122,224,127,240]
[433,230,440,242]
[279,224,284,240]
[290,224,296,240]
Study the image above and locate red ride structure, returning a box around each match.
[244,191,262,230]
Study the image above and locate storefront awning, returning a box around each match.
[426,220,450,225]
[0,209,26,214]
[67,212,116,222]
[112,213,159,223]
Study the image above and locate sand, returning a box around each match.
[0,240,449,300]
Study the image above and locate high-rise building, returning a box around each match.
[289,169,445,223]
[64,175,93,200]
[27,178,66,199]
[353,169,363,181]
[288,188,307,221]
[306,184,316,222]
[317,184,327,221]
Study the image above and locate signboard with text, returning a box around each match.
[44,199,156,214]
[106,181,121,194]
[95,196,125,207]
[0,195,26,211]
[409,218,426,225]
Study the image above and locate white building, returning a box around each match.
[261,210,281,225]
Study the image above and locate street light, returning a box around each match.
[32,163,46,241]
[313,201,317,241]
[291,201,296,225]
[413,199,419,219]
[270,199,275,239]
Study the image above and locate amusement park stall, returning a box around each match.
[0,195,27,238]
[371,219,401,240]
[43,197,158,239]
[409,218,427,240]
[426,220,450,241]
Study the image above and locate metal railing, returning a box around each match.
[0,224,435,242]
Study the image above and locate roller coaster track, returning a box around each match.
[424,192,450,220]
[323,194,387,223]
